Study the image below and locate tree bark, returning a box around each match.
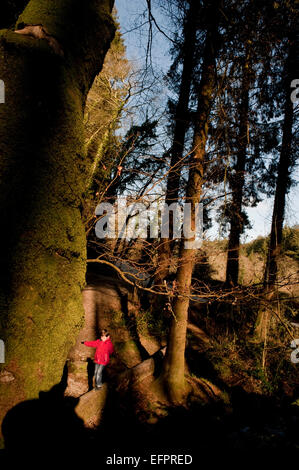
[154,0,200,289]
[263,39,296,289]
[254,34,296,341]
[159,5,221,403]
[225,43,251,286]
[0,0,115,438]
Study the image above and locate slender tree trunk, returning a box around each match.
[225,43,251,286]
[160,7,221,403]
[254,35,296,341]
[0,0,115,438]
[154,0,200,289]
[263,42,296,289]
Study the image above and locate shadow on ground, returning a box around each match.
[1,363,90,456]
[1,359,299,464]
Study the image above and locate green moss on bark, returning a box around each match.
[0,31,86,404]
[0,0,115,436]
[16,0,115,97]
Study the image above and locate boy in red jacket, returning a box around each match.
[82,329,114,389]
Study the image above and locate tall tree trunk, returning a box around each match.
[160,6,221,403]
[225,43,251,286]
[263,40,296,289]
[154,0,200,289]
[254,35,296,341]
[0,0,115,438]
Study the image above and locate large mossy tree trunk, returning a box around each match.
[159,5,221,403]
[0,0,115,434]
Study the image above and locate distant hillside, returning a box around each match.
[200,226,299,295]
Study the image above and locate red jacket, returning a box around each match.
[84,338,114,365]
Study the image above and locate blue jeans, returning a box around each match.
[94,363,105,387]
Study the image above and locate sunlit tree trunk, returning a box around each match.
[160,5,221,403]
[225,43,251,286]
[0,0,115,438]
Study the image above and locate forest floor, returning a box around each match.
[1,244,298,462]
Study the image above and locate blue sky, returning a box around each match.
[114,0,299,241]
